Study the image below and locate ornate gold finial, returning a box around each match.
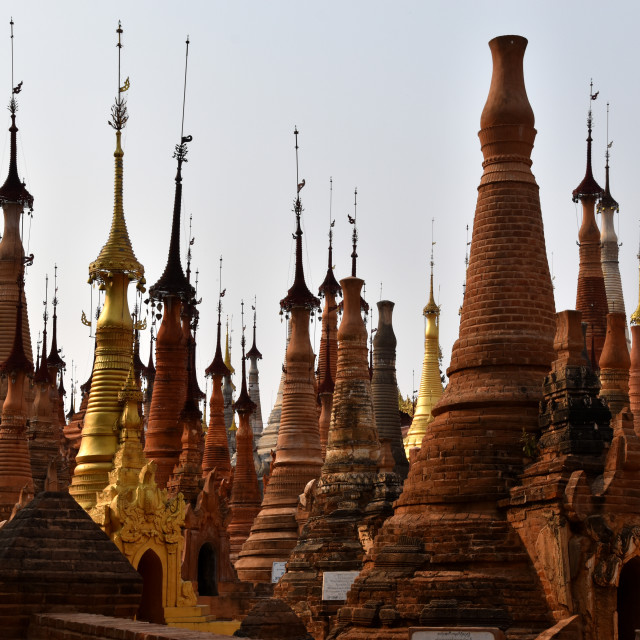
[89,21,143,283]
[424,218,439,316]
[225,316,235,375]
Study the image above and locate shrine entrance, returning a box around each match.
[197,542,218,596]
[137,549,164,624]
[618,556,640,640]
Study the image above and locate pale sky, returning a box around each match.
[3,1,639,418]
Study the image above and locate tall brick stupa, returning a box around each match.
[235,128,323,583]
[573,83,608,368]
[335,35,557,639]
[144,118,196,488]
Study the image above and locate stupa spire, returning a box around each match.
[144,37,196,487]
[47,265,64,371]
[246,297,264,439]
[597,104,627,339]
[349,188,358,277]
[71,22,145,509]
[0,275,31,377]
[148,37,194,303]
[203,256,231,478]
[404,222,444,457]
[632,228,640,326]
[228,302,260,562]
[33,275,49,384]
[573,80,608,365]
[236,128,322,583]
[318,177,341,298]
[0,20,32,210]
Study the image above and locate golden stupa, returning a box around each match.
[69,22,146,509]
[404,254,444,458]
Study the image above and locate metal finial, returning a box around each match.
[240,300,246,352]
[186,213,193,283]
[253,294,257,329]
[294,126,299,189]
[430,217,436,277]
[173,37,192,165]
[349,187,358,277]
[53,263,58,309]
[43,273,49,327]
[10,18,14,94]
[109,21,129,131]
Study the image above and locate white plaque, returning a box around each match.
[322,571,360,601]
[271,561,286,583]
[410,628,503,640]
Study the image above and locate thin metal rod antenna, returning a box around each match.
[294,126,299,190]
[116,21,122,95]
[180,36,190,140]
[329,176,333,224]
[10,18,14,92]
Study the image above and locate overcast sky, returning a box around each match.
[4,1,639,418]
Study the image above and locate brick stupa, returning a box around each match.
[0,89,34,413]
[335,35,557,638]
[228,311,261,563]
[236,129,323,583]
[247,305,264,441]
[572,86,608,368]
[0,283,33,520]
[144,132,195,488]
[371,300,408,479]
[276,277,401,639]
[317,210,341,459]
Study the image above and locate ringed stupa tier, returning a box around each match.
[336,36,557,638]
[371,300,408,478]
[256,320,289,474]
[228,308,261,563]
[630,325,640,433]
[70,26,145,509]
[144,127,195,488]
[236,128,323,583]
[203,277,232,480]
[317,206,341,459]
[246,304,264,440]
[276,277,401,639]
[403,256,443,458]
[572,85,608,367]
[0,282,33,520]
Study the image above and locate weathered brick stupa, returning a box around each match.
[228,307,261,563]
[247,302,264,441]
[572,84,608,368]
[0,280,33,520]
[403,255,443,458]
[371,300,408,479]
[335,35,557,639]
[223,322,237,456]
[256,320,289,475]
[69,29,146,508]
[631,324,640,433]
[317,201,341,459]
[276,276,401,640]
[166,336,204,505]
[144,117,196,488]
[597,119,629,352]
[28,297,59,495]
[203,280,232,480]
[0,62,34,411]
[599,312,631,422]
[236,129,323,583]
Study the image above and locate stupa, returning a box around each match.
[371,300,408,478]
[276,276,401,639]
[236,128,323,583]
[0,279,33,520]
[335,35,557,638]
[247,301,264,441]
[69,22,145,509]
[223,321,237,456]
[228,304,261,563]
[144,70,196,487]
[572,82,608,367]
[403,247,443,458]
